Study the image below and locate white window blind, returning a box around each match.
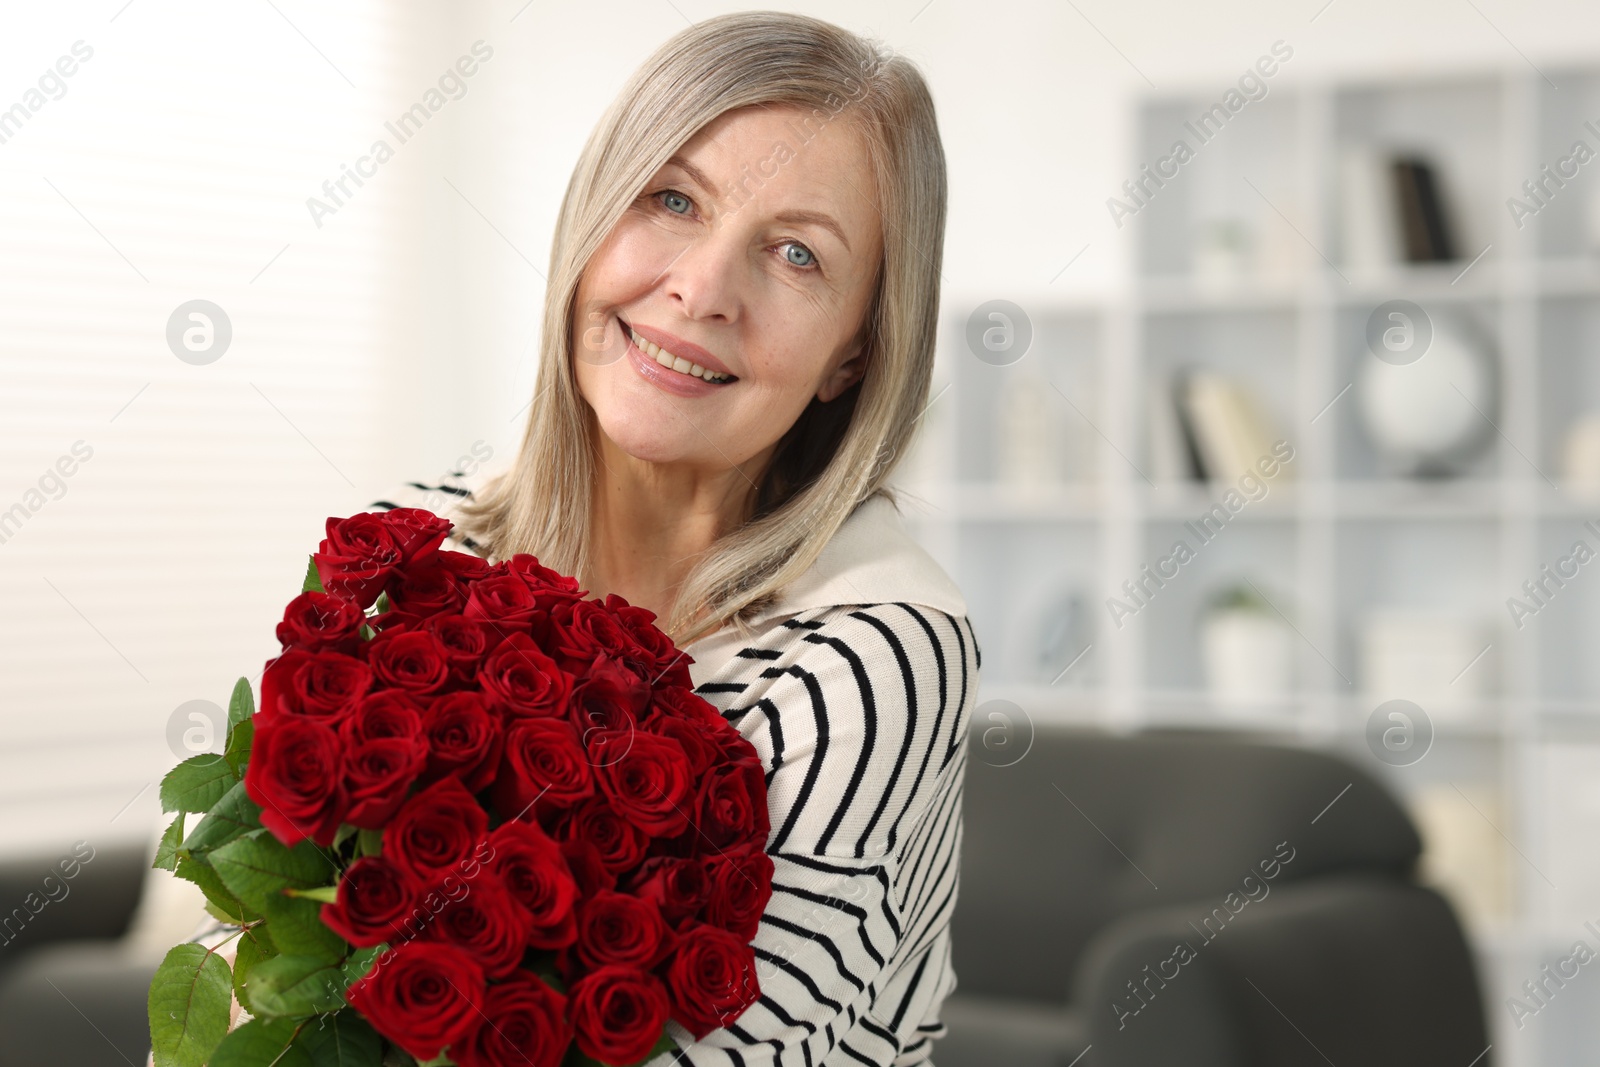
[0,2,468,854]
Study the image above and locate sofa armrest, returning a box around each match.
[0,842,147,962]
[1072,876,1490,1067]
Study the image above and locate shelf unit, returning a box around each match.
[899,67,1600,1067]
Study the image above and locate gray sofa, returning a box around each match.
[939,726,1491,1067]
[0,842,157,1067]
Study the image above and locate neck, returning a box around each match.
[583,429,769,630]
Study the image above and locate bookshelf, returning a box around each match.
[899,67,1600,1067]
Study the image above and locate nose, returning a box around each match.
[659,225,742,324]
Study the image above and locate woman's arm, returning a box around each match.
[655,602,979,1066]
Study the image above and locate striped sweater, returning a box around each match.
[173,471,979,1067]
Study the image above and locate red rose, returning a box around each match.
[622,856,710,927]
[321,855,421,946]
[492,717,594,822]
[572,888,672,971]
[592,730,693,837]
[451,971,569,1067]
[602,594,694,689]
[374,507,453,566]
[663,919,761,1040]
[388,559,467,619]
[463,571,544,634]
[419,691,503,793]
[647,716,720,780]
[554,796,646,876]
[565,965,671,1067]
[315,514,402,609]
[439,548,492,583]
[488,819,579,949]
[477,632,572,718]
[646,685,726,731]
[260,649,372,723]
[550,599,637,673]
[243,715,346,847]
[702,845,775,942]
[344,940,485,1062]
[418,868,532,979]
[386,776,490,884]
[424,613,498,686]
[338,690,426,747]
[274,591,364,653]
[560,838,617,898]
[342,735,427,828]
[504,553,586,609]
[365,629,452,696]
[697,757,770,850]
[570,655,648,740]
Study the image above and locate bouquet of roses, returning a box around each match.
[147,507,773,1067]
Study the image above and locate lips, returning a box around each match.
[617,316,738,384]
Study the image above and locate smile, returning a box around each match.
[618,317,736,384]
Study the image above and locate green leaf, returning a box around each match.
[331,823,360,854]
[231,924,276,1013]
[260,894,348,964]
[357,829,384,858]
[148,942,233,1067]
[228,676,256,731]
[154,814,184,871]
[298,1010,384,1066]
[224,716,254,777]
[415,1054,455,1067]
[373,591,391,615]
[176,854,261,924]
[304,555,325,593]
[182,781,263,854]
[245,954,347,1018]
[340,944,384,989]
[209,1016,314,1067]
[210,829,338,915]
[160,754,238,814]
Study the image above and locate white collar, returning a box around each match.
[684,492,966,672]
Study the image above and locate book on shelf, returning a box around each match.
[1339,146,1459,266]
[1152,368,1288,484]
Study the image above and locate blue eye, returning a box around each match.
[783,242,816,269]
[659,190,691,215]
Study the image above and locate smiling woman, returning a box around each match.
[370,12,978,1067]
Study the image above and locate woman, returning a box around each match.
[164,12,979,1066]
[415,13,979,1064]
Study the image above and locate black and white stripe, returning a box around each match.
[370,480,982,1067]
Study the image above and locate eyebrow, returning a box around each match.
[664,155,854,254]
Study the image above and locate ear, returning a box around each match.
[816,336,869,403]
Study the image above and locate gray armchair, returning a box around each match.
[939,727,1490,1067]
[0,842,159,1067]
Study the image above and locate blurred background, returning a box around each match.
[6,1,1600,1065]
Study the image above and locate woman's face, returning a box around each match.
[572,103,883,478]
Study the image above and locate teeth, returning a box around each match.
[629,326,731,382]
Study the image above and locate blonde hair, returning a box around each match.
[456,10,947,646]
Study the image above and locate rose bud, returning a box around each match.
[663,919,762,1040]
[343,940,485,1062]
[321,855,421,946]
[385,775,490,884]
[417,868,532,979]
[572,888,672,971]
[702,845,776,942]
[565,965,671,1067]
[243,714,347,847]
[274,591,364,653]
[450,971,569,1067]
[418,691,503,794]
[364,629,452,696]
[488,819,579,949]
[315,513,403,609]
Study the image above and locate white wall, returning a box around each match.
[6,0,1600,857]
